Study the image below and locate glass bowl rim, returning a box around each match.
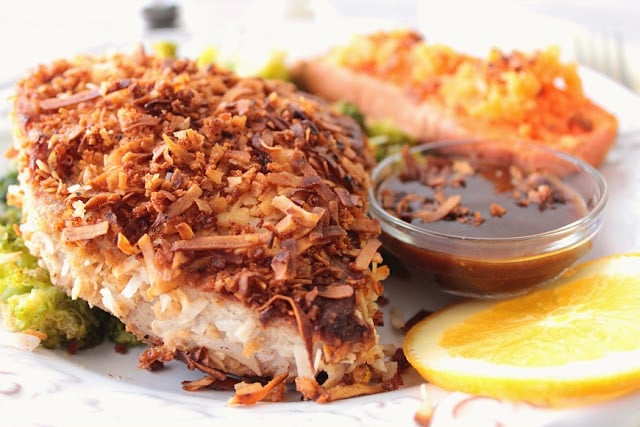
[368,139,608,247]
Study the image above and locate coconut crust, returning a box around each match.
[10,48,398,402]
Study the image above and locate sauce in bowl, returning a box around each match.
[369,141,607,298]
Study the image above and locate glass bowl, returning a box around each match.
[368,140,608,298]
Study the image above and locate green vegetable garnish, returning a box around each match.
[0,169,20,225]
[0,220,108,350]
[105,315,142,347]
[152,40,177,59]
[366,119,416,161]
[333,101,366,130]
[253,50,290,81]
[332,102,416,162]
[196,45,218,68]
[0,168,140,351]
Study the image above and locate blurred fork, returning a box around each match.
[573,28,632,88]
[0,82,13,129]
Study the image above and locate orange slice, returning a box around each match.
[403,253,640,407]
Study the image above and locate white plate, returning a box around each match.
[1,59,640,427]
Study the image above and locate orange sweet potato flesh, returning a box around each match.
[291,30,619,167]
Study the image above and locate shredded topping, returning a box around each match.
[325,29,597,143]
[171,232,273,251]
[228,372,289,406]
[62,221,109,241]
[13,48,386,365]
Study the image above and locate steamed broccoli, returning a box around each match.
[366,120,416,162]
[0,169,140,351]
[0,169,20,225]
[105,315,141,347]
[0,168,17,202]
[333,100,366,130]
[333,102,416,161]
[0,221,108,350]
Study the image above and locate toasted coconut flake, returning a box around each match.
[194,198,212,213]
[121,273,143,298]
[172,232,272,251]
[274,215,297,236]
[137,233,158,288]
[321,225,346,238]
[171,250,189,270]
[413,194,461,223]
[453,159,475,177]
[301,176,336,202]
[183,352,228,381]
[353,239,382,271]
[271,238,297,281]
[372,264,390,282]
[227,372,289,406]
[35,159,51,174]
[84,193,122,210]
[225,149,252,164]
[182,375,217,391]
[40,89,101,110]
[117,232,139,255]
[161,133,192,162]
[304,286,319,306]
[318,382,387,403]
[294,235,315,255]
[61,221,109,242]
[333,187,354,207]
[167,184,203,217]
[39,78,131,110]
[401,144,420,180]
[121,114,161,132]
[266,172,302,187]
[348,217,380,233]
[176,222,195,240]
[316,284,354,299]
[271,194,324,228]
[118,171,128,189]
[490,202,507,217]
[295,376,323,401]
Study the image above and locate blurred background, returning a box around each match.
[1,0,638,92]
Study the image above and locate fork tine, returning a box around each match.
[602,30,619,82]
[595,31,612,79]
[573,34,587,68]
[613,32,631,87]
[573,29,631,89]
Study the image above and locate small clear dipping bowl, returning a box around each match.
[368,140,608,298]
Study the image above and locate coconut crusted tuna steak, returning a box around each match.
[9,49,398,402]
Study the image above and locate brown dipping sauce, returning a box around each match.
[378,157,587,238]
[375,150,593,297]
